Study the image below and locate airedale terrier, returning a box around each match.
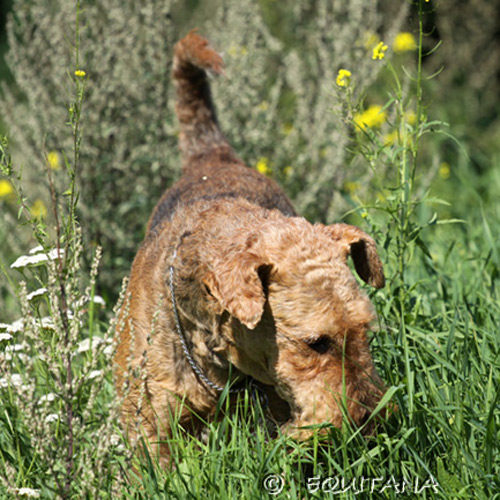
[115,31,389,464]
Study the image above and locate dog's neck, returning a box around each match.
[169,251,248,396]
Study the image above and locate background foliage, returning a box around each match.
[0,0,499,308]
[0,0,411,306]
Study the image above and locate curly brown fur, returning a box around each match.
[115,31,391,466]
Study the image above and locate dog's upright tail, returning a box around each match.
[173,31,234,165]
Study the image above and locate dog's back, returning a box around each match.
[147,31,296,233]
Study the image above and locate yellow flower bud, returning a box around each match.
[372,41,388,60]
[336,69,352,87]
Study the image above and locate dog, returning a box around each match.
[114,31,389,465]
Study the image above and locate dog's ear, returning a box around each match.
[323,223,385,288]
[203,254,271,329]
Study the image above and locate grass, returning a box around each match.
[0,0,499,498]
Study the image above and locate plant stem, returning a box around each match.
[396,0,427,420]
[412,0,425,184]
[62,1,84,496]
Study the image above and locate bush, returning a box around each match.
[0,0,408,300]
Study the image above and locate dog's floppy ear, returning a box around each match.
[203,253,271,329]
[323,223,385,288]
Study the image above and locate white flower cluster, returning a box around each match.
[39,392,57,403]
[0,373,25,389]
[0,318,24,333]
[10,245,65,269]
[91,295,106,306]
[15,488,41,498]
[26,288,48,300]
[0,316,55,336]
[76,336,113,357]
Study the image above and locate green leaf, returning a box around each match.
[436,457,463,494]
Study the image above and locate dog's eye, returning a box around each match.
[306,336,331,354]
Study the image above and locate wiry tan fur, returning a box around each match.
[114,31,390,466]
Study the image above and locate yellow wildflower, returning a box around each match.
[256,157,272,176]
[258,101,269,111]
[228,45,248,57]
[393,32,417,53]
[283,165,293,177]
[377,191,388,203]
[405,110,417,125]
[74,70,86,77]
[372,41,388,60]
[439,162,451,180]
[31,199,47,219]
[344,181,360,194]
[336,69,351,87]
[384,130,399,145]
[0,179,14,198]
[282,123,294,135]
[47,151,60,170]
[354,105,387,131]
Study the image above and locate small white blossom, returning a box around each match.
[0,333,13,342]
[27,288,48,300]
[91,295,106,306]
[40,317,55,330]
[0,374,24,388]
[1,344,27,362]
[3,353,29,362]
[103,344,114,356]
[3,317,56,334]
[39,393,57,404]
[88,370,103,380]
[11,374,23,387]
[110,434,121,446]
[29,245,44,254]
[5,343,24,353]
[45,413,59,423]
[47,248,64,260]
[16,488,41,498]
[6,319,24,334]
[77,336,104,354]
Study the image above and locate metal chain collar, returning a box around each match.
[169,249,248,395]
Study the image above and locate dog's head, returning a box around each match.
[202,216,390,435]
